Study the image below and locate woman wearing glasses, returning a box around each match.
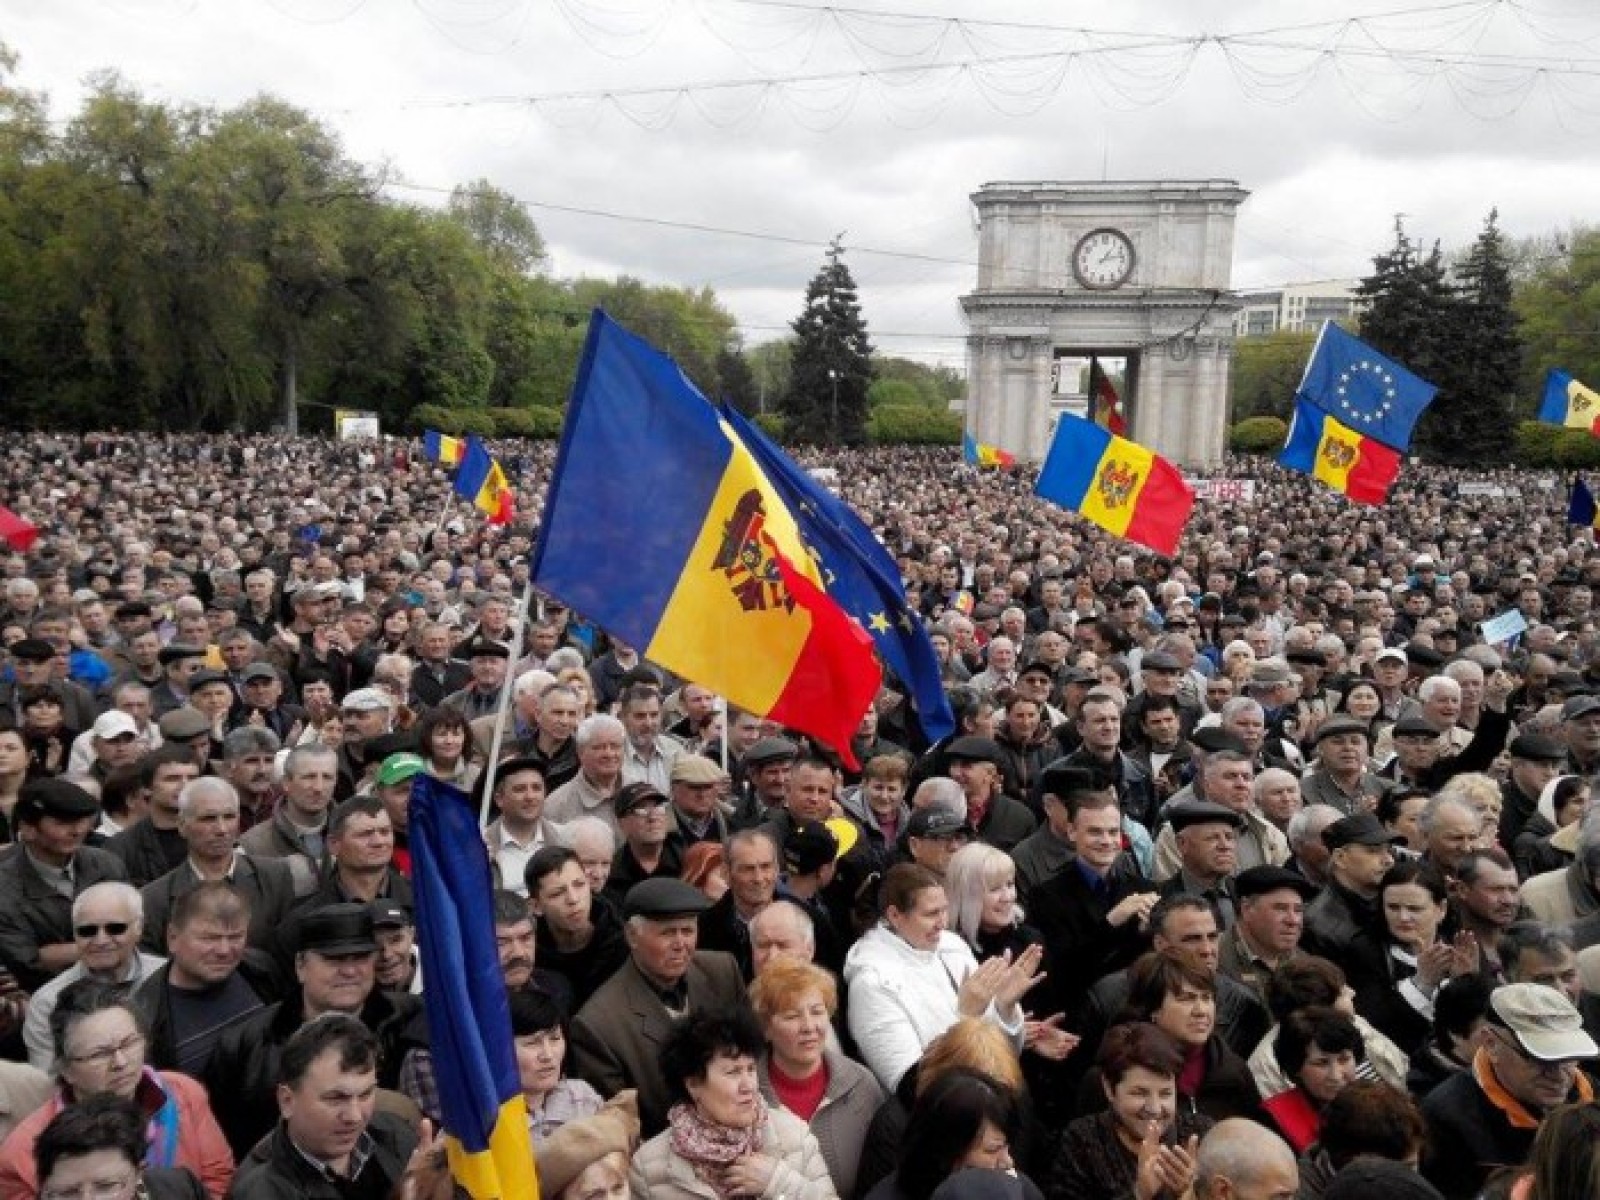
[0,980,233,1199]
[33,1093,207,1200]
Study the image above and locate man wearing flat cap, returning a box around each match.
[1498,733,1566,849]
[731,736,797,828]
[0,639,96,732]
[1158,801,1247,929]
[0,778,128,992]
[1218,866,1316,1001]
[569,878,747,1137]
[1299,716,1393,817]
[204,901,423,1158]
[943,736,1036,853]
[1422,982,1598,1199]
[667,754,732,848]
[603,783,682,904]
[441,636,510,721]
[1301,813,1404,973]
[149,642,206,718]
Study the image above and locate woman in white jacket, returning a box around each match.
[843,863,1039,1093]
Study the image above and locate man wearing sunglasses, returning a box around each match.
[1421,982,1598,1199]
[21,881,163,1073]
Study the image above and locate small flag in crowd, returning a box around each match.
[409,774,540,1200]
[1539,369,1600,436]
[723,403,956,742]
[0,505,39,553]
[962,433,1016,468]
[1088,358,1127,435]
[424,429,466,466]
[1279,402,1403,506]
[1035,413,1194,556]
[532,311,881,765]
[1569,477,1600,530]
[454,438,513,525]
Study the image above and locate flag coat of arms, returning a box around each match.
[455,438,514,525]
[1035,413,1194,556]
[532,311,881,763]
[1278,321,1436,503]
[1539,369,1600,436]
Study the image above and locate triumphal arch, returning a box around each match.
[960,180,1248,466]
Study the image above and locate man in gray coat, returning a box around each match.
[568,877,747,1137]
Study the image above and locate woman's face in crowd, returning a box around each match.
[685,1052,763,1129]
[1105,1065,1177,1144]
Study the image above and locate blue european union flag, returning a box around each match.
[721,404,955,742]
[1297,321,1437,452]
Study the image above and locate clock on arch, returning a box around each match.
[1071,228,1136,290]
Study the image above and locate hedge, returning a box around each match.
[867,405,963,445]
[406,404,562,438]
[1230,416,1288,455]
[1515,421,1600,468]
[487,407,564,438]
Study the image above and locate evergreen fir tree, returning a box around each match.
[1355,218,1454,458]
[782,239,874,444]
[1433,210,1522,464]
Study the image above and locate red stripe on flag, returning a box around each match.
[0,506,38,553]
[1346,439,1402,505]
[1121,458,1195,557]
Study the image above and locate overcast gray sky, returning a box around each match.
[8,0,1598,369]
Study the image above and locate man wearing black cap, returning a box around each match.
[2,638,97,732]
[440,637,509,722]
[1498,734,1565,849]
[944,736,1035,853]
[482,756,563,897]
[569,877,747,1136]
[1219,866,1316,1000]
[731,736,798,828]
[1012,765,1104,900]
[1559,694,1600,776]
[603,783,682,904]
[1301,717,1392,816]
[0,778,128,992]
[149,643,206,718]
[371,900,420,994]
[1301,813,1403,971]
[204,901,422,1158]
[1159,801,1247,929]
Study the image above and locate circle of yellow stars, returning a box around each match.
[1332,358,1397,427]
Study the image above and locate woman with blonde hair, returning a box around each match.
[749,960,883,1199]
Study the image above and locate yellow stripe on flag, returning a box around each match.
[1077,440,1157,538]
[1567,379,1600,430]
[444,1095,539,1200]
[1312,413,1364,493]
[647,424,825,714]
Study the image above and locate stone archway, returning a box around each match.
[960,181,1249,466]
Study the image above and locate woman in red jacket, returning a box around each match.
[0,979,233,1199]
[1260,1006,1364,1153]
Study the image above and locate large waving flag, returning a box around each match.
[424,429,466,466]
[1539,369,1600,436]
[962,432,1016,469]
[722,403,955,741]
[1279,401,1402,506]
[532,311,881,763]
[409,774,539,1200]
[455,438,514,525]
[1035,413,1194,556]
[1294,321,1437,451]
[1088,358,1127,435]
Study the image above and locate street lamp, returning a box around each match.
[827,368,839,442]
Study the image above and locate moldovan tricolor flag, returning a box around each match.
[1539,369,1600,436]
[1035,413,1193,556]
[532,311,881,765]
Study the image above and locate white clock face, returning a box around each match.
[1073,228,1135,290]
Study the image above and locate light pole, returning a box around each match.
[827,368,839,443]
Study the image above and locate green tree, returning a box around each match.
[1515,226,1600,403]
[783,239,873,444]
[447,178,546,276]
[1356,218,1454,458]
[715,344,759,413]
[1229,329,1316,421]
[1426,210,1522,464]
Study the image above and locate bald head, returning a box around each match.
[1195,1119,1298,1200]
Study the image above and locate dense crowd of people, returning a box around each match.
[0,430,1596,1200]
